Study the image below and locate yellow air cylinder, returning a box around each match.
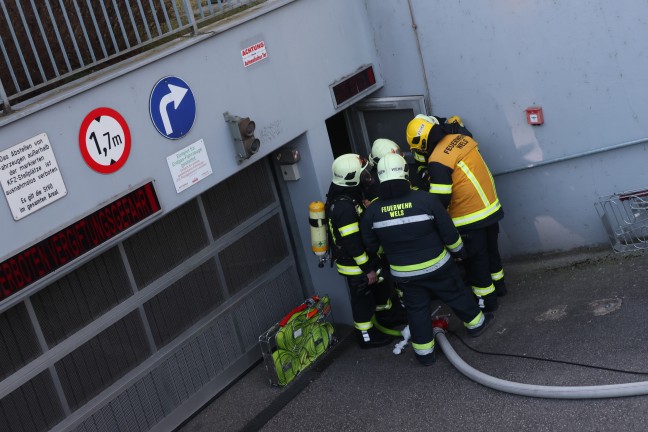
[308,201,328,257]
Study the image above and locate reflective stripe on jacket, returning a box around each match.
[361,188,463,281]
[428,134,502,228]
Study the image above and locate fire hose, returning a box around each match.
[432,325,648,399]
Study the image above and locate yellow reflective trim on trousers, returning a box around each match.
[452,199,501,227]
[429,183,452,194]
[457,161,489,207]
[464,311,484,329]
[375,298,393,312]
[339,222,359,236]
[491,269,504,281]
[472,283,495,296]
[336,263,363,275]
[355,321,373,331]
[354,252,369,266]
[412,340,435,355]
[412,340,435,350]
[447,238,463,252]
[372,316,402,336]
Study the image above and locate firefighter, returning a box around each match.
[364,139,409,326]
[360,153,493,366]
[326,153,403,348]
[406,114,506,313]
[364,139,404,202]
[412,115,473,191]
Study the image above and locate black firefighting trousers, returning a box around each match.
[398,260,481,348]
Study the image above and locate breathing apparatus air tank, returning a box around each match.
[308,201,328,267]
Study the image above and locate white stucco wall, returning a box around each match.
[0,0,384,324]
[366,0,648,257]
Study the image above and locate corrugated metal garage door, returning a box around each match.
[0,158,305,431]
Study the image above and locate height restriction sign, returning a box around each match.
[79,107,132,174]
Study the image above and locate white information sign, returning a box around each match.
[241,41,268,67]
[0,133,67,220]
[166,139,213,193]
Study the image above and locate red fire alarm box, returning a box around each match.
[525,106,544,125]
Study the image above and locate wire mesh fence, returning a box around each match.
[0,0,262,113]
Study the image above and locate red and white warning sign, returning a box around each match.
[78,107,131,174]
[241,41,268,68]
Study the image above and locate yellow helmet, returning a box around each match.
[446,115,464,127]
[406,114,439,153]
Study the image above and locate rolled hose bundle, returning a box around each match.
[272,349,301,386]
[276,313,311,351]
[304,323,333,358]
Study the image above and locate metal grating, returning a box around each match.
[219,214,288,295]
[0,157,302,431]
[144,258,225,348]
[234,267,303,351]
[0,302,41,381]
[123,199,208,287]
[31,247,132,346]
[0,371,64,432]
[73,312,241,432]
[55,310,151,411]
[202,160,276,239]
[71,268,303,431]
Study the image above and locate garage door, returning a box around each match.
[0,157,305,432]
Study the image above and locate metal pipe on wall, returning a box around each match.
[493,137,648,177]
[406,0,432,115]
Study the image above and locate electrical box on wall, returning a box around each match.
[525,106,544,125]
[281,164,300,181]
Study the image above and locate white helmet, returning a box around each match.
[369,139,402,166]
[377,153,409,183]
[332,153,369,187]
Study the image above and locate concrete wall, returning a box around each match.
[366,0,648,258]
[0,0,383,324]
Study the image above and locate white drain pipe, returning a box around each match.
[434,328,648,399]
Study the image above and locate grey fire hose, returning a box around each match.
[433,327,648,399]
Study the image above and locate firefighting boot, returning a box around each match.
[356,327,394,349]
[467,313,494,338]
[415,351,436,366]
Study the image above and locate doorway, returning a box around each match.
[325,95,428,162]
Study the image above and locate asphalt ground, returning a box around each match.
[179,246,648,432]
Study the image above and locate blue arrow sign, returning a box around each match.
[149,76,196,140]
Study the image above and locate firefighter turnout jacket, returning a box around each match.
[424,134,503,230]
[326,184,375,277]
[360,182,464,281]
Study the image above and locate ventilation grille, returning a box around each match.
[55,311,151,411]
[203,160,276,239]
[0,371,64,432]
[0,303,41,381]
[144,259,225,348]
[72,268,302,432]
[124,200,208,287]
[32,247,131,347]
